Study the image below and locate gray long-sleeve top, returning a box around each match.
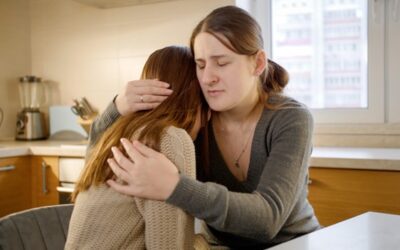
[89,95,320,249]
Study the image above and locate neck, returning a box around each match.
[214,92,263,131]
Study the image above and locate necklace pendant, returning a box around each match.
[235,161,240,168]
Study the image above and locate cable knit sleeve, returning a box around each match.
[135,126,196,250]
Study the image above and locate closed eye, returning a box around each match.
[196,63,205,70]
[217,62,229,67]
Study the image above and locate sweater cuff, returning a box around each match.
[104,97,121,123]
[166,175,207,212]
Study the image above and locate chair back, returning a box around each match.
[0,204,73,250]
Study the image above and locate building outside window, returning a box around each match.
[271,0,368,109]
[236,0,400,124]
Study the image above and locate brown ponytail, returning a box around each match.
[262,59,289,94]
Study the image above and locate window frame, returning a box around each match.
[237,0,386,124]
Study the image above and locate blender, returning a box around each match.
[16,75,48,140]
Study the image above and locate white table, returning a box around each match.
[269,212,400,250]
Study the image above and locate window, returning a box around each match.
[271,0,368,110]
[237,0,389,124]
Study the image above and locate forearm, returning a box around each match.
[166,176,273,240]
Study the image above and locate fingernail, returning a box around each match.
[111,147,117,153]
[122,138,132,146]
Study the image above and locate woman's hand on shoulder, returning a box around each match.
[107,138,180,201]
[115,79,173,116]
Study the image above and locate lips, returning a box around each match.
[207,89,224,97]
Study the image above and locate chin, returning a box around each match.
[208,103,229,112]
[205,100,222,111]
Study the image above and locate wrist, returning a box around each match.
[164,172,180,200]
[114,95,128,116]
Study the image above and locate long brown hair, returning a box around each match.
[72,46,207,201]
[190,5,289,102]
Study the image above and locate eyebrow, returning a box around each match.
[195,55,230,62]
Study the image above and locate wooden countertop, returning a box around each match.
[0,139,399,171]
[268,212,400,250]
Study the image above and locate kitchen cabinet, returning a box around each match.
[308,167,400,226]
[0,157,31,217]
[31,156,59,207]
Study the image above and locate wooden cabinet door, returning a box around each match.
[0,157,31,217]
[31,156,59,207]
[308,167,400,226]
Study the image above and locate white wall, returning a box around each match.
[29,0,233,113]
[0,0,31,138]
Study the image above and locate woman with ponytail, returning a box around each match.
[96,6,320,249]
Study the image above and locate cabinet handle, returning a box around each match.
[41,161,48,194]
[56,186,74,193]
[0,165,16,172]
[308,178,313,185]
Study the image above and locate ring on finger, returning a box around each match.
[140,95,144,103]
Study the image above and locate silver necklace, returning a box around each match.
[234,129,253,168]
[214,104,262,170]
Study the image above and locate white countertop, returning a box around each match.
[0,139,399,170]
[0,139,87,158]
[268,212,400,250]
[310,147,400,171]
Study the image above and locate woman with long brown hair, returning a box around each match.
[65,45,208,249]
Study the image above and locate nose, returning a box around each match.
[199,65,218,86]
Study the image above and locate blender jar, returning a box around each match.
[18,76,46,110]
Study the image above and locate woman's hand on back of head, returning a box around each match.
[115,79,173,116]
[107,138,180,201]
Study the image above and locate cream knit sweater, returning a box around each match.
[65,126,196,250]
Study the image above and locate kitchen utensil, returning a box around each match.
[71,102,87,119]
[16,76,48,140]
[80,97,95,114]
[71,97,96,120]
[70,97,97,134]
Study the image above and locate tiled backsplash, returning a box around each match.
[0,0,31,138]
[0,0,232,138]
[29,0,233,111]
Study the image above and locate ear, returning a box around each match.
[253,50,267,76]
